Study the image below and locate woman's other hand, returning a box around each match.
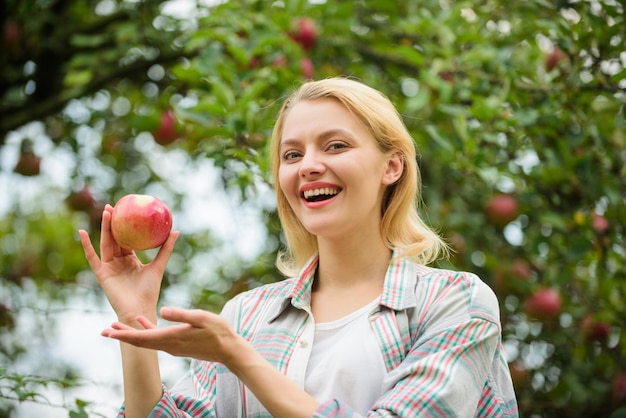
[102,307,240,364]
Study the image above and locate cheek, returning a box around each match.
[278,166,297,199]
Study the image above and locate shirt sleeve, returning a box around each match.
[149,379,216,418]
[115,361,219,418]
[312,274,519,418]
[115,299,247,417]
[153,359,220,417]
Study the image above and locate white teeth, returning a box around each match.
[303,187,339,199]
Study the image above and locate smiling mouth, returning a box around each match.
[302,187,341,202]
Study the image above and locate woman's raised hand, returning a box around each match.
[79,204,179,326]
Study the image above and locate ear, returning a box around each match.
[382,151,404,185]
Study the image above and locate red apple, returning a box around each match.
[14,151,41,176]
[612,371,626,406]
[492,267,508,294]
[272,55,287,68]
[592,212,609,235]
[523,287,562,319]
[580,314,611,343]
[544,46,569,73]
[3,21,22,55]
[485,194,518,227]
[289,18,317,51]
[301,57,314,79]
[438,71,455,83]
[248,55,262,69]
[510,259,532,281]
[66,187,96,213]
[152,110,180,145]
[492,259,531,295]
[110,194,172,251]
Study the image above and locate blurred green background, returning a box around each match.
[1,0,625,417]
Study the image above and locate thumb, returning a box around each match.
[151,230,180,268]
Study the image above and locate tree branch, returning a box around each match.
[0,48,191,136]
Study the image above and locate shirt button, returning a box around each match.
[299,339,308,348]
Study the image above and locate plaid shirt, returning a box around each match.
[137,251,518,417]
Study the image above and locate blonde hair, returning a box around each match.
[270,77,448,276]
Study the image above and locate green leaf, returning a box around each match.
[425,125,454,152]
[392,45,425,66]
[63,70,93,88]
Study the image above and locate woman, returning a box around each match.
[79,77,518,417]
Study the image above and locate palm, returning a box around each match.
[103,307,238,364]
[95,253,162,321]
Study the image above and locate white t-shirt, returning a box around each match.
[304,297,386,415]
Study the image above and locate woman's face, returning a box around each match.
[278,98,402,240]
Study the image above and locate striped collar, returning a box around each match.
[269,249,419,322]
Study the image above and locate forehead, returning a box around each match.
[281,98,366,140]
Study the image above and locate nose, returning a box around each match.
[298,149,325,178]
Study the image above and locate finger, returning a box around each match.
[116,206,135,258]
[101,328,150,343]
[101,321,144,337]
[136,315,158,329]
[99,208,115,261]
[79,229,101,271]
[102,324,191,350]
[99,205,136,260]
[102,326,123,337]
[107,316,157,331]
[160,306,209,328]
[109,321,139,331]
[151,231,180,269]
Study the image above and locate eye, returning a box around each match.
[327,141,348,152]
[282,150,302,161]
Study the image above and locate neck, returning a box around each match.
[315,236,392,291]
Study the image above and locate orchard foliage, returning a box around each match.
[1,0,625,416]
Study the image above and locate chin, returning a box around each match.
[301,220,338,237]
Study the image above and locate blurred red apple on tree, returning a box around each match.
[592,212,610,235]
[493,258,533,295]
[612,372,626,406]
[289,17,317,51]
[301,57,314,79]
[511,259,532,280]
[66,187,96,213]
[438,70,455,83]
[14,151,41,176]
[3,21,23,56]
[272,55,287,68]
[580,314,611,343]
[523,287,562,319]
[485,193,518,227]
[248,54,262,69]
[152,110,180,145]
[544,46,569,73]
[111,194,172,251]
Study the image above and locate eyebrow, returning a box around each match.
[280,128,355,148]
